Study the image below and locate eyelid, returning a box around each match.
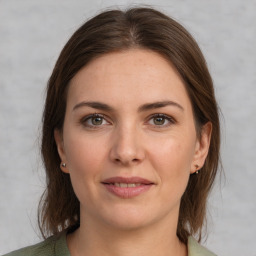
[80,113,111,128]
[80,113,176,129]
[147,113,176,127]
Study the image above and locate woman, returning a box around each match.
[5,7,220,256]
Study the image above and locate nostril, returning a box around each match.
[114,157,140,165]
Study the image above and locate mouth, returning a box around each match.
[107,183,144,188]
[101,176,154,199]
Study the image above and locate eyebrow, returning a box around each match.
[138,101,184,112]
[73,100,184,112]
[73,101,114,112]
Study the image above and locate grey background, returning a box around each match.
[0,0,255,255]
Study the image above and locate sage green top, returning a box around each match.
[3,233,216,256]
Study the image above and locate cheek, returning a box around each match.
[63,133,108,206]
[159,143,191,202]
[148,135,195,195]
[64,131,104,170]
[63,132,106,191]
[150,136,195,174]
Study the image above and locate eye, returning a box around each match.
[81,113,110,127]
[148,114,175,127]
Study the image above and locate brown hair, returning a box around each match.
[39,7,221,243]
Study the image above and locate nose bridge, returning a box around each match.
[109,120,144,165]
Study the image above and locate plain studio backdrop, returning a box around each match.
[0,0,255,255]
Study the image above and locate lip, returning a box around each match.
[102,176,154,184]
[101,176,154,199]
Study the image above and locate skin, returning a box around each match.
[55,49,212,256]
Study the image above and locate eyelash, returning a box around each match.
[80,113,109,129]
[80,113,176,129]
[147,114,176,127]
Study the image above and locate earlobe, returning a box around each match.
[54,129,69,173]
[191,122,212,174]
[60,162,69,173]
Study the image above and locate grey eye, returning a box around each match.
[82,114,109,127]
[91,116,103,125]
[148,114,175,127]
[153,116,166,125]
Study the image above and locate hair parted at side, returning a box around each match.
[39,7,221,243]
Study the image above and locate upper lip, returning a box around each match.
[101,176,154,185]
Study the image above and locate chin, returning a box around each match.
[99,205,158,231]
[106,217,149,231]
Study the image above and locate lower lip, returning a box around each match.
[103,184,153,198]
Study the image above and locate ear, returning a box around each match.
[191,122,212,174]
[54,129,69,173]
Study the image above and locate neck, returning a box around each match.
[67,212,187,256]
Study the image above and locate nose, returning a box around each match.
[109,125,145,166]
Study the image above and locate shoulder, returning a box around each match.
[2,237,57,256]
[2,233,70,256]
[188,237,217,256]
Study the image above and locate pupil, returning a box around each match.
[92,117,103,125]
[154,117,165,125]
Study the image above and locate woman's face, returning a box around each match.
[55,49,211,231]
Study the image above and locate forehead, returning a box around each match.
[68,49,191,110]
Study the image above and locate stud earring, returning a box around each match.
[60,162,66,168]
[195,164,200,174]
